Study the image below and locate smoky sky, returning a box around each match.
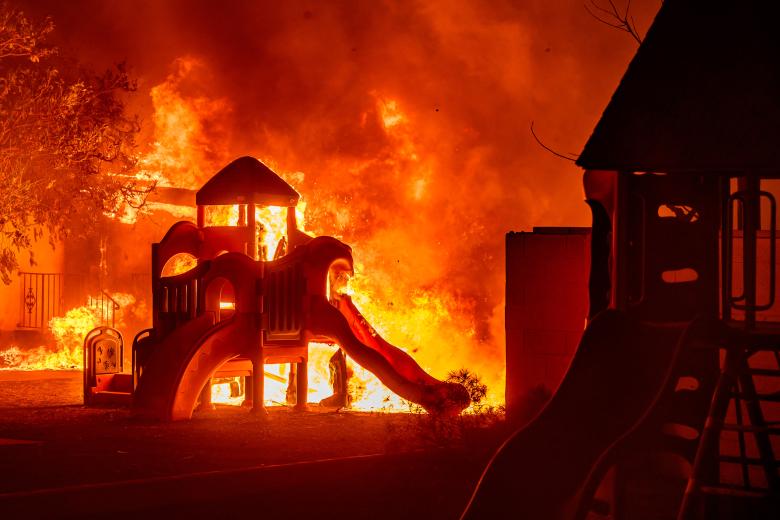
[17,0,658,188]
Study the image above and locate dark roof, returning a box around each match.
[577,0,780,173]
[196,156,300,206]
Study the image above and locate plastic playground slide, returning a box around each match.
[310,295,470,415]
[459,310,686,519]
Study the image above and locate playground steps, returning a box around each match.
[678,334,780,519]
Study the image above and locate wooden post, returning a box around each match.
[151,243,160,333]
[242,375,253,407]
[251,341,267,416]
[295,359,308,412]
[197,205,205,228]
[287,206,296,232]
[247,202,257,260]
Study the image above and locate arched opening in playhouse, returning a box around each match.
[203,276,236,322]
[160,252,198,277]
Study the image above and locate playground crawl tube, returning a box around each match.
[309,295,470,416]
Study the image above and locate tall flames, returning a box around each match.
[6,0,659,414]
[126,59,506,411]
[5,53,508,411]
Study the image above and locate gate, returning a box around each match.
[17,272,64,329]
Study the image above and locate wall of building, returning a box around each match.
[0,230,65,341]
[505,227,590,426]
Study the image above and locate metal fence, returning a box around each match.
[17,272,64,329]
[88,291,121,328]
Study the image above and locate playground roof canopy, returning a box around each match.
[577,0,780,173]
[196,156,300,206]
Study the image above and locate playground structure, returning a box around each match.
[464,2,779,519]
[83,156,469,420]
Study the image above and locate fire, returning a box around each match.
[15,59,503,413]
[306,342,405,411]
[255,206,288,260]
[145,86,502,411]
[301,95,506,408]
[209,343,407,411]
[141,57,232,191]
[210,377,244,406]
[378,98,405,129]
[0,293,136,371]
[162,252,198,276]
[204,204,304,261]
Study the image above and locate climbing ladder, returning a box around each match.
[678,337,780,518]
[679,179,780,518]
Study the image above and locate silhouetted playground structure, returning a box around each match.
[465,1,778,519]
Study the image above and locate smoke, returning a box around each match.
[15,0,659,401]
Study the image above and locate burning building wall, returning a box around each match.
[3,0,661,405]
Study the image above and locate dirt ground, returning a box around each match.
[0,370,507,519]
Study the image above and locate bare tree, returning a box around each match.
[531,1,646,162]
[585,0,643,45]
[530,121,578,162]
[0,4,153,284]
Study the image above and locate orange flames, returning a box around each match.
[0,293,137,371]
[207,343,409,411]
[133,60,504,411]
[161,252,198,277]
[202,204,305,261]
[6,55,506,413]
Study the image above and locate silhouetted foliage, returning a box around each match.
[446,368,488,406]
[0,3,152,283]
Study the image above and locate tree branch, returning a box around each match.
[530,121,578,162]
[584,0,643,45]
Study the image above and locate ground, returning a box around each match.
[0,371,506,519]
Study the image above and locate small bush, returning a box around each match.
[446,368,488,405]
